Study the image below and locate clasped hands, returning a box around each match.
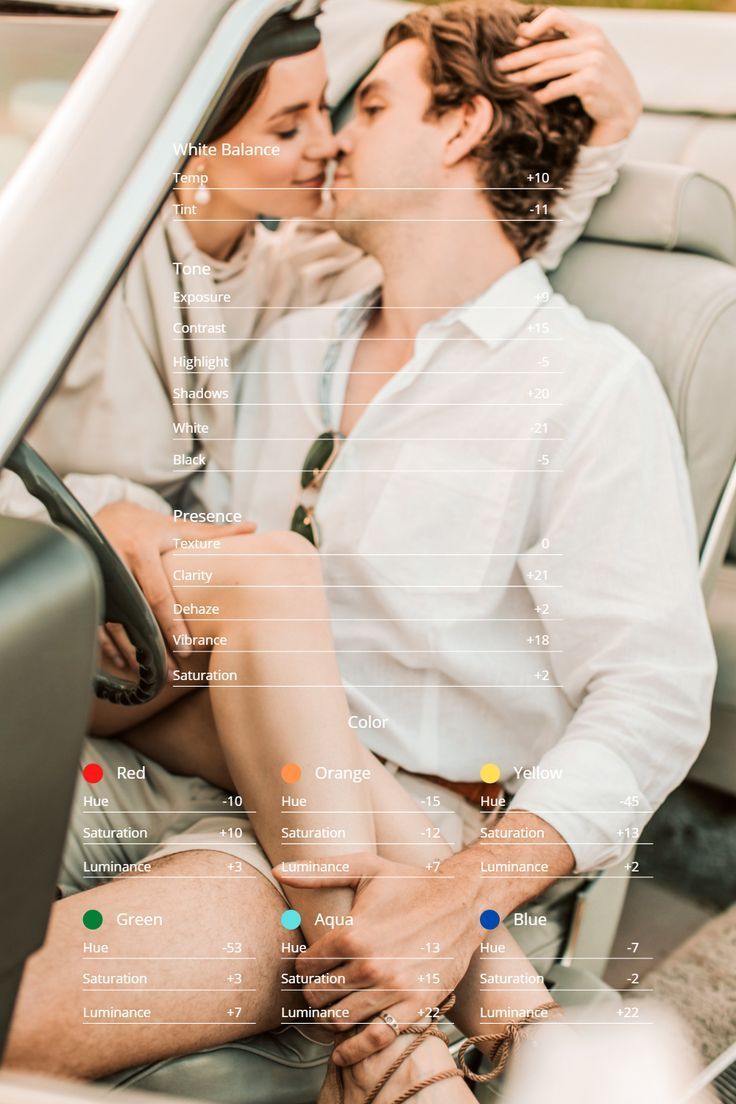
[274,853,483,1068]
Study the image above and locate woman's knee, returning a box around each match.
[239,529,318,562]
[163,532,324,625]
[222,530,321,589]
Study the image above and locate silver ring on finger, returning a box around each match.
[377,1010,401,1036]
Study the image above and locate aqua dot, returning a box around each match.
[480,909,500,930]
[281,909,302,931]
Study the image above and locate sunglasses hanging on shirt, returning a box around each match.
[290,429,344,547]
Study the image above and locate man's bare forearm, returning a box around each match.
[442,810,575,921]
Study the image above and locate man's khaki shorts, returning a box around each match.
[60,738,489,898]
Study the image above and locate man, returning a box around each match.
[213,0,716,1067]
[4,0,713,1092]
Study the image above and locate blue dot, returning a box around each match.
[480,909,500,930]
[281,909,302,931]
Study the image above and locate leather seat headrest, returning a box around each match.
[582,161,736,266]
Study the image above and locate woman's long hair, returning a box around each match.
[200,66,271,144]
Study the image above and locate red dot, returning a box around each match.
[83,763,103,784]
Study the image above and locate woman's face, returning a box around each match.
[197,45,337,220]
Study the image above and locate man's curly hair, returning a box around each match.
[384,0,594,258]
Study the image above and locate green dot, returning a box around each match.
[83,909,103,930]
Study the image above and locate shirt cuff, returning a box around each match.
[506,738,647,872]
[575,139,628,175]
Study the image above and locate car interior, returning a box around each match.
[0,1,734,1101]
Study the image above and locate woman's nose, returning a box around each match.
[307,115,339,160]
[335,122,354,156]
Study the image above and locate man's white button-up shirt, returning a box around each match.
[224,259,716,871]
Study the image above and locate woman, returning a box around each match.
[0,35,371,528]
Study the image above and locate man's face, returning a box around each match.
[332,39,450,243]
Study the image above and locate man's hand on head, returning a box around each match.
[93,500,255,671]
[496,8,642,146]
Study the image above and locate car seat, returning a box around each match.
[584,6,736,802]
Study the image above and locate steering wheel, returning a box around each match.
[5,440,167,706]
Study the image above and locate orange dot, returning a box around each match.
[281,763,302,784]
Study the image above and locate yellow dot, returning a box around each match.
[480,763,501,784]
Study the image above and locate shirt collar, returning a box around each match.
[330,259,552,348]
[436,259,553,348]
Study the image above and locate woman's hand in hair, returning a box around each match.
[496,8,642,146]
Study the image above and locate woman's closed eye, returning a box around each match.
[276,103,332,140]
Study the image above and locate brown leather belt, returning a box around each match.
[378,756,503,805]
[416,772,503,806]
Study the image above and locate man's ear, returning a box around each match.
[443,95,494,167]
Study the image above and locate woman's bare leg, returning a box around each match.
[139,531,376,948]
[105,531,553,1081]
[153,532,475,1099]
[91,682,195,737]
[123,689,233,790]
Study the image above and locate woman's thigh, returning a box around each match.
[90,670,198,736]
